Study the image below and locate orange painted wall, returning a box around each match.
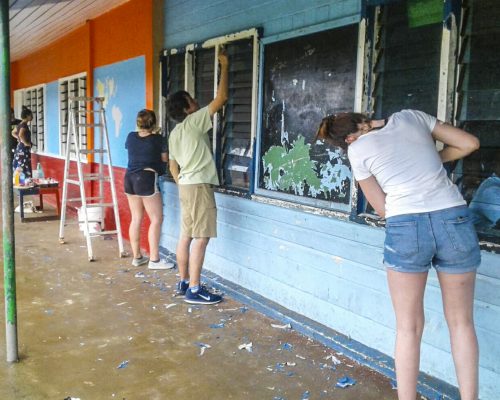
[11,0,154,108]
[92,0,154,108]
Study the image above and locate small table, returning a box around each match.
[14,183,60,222]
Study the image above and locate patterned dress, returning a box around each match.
[12,122,32,178]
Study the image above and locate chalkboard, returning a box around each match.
[259,25,358,206]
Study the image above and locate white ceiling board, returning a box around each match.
[9,0,131,61]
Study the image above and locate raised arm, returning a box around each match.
[208,48,229,117]
[357,175,386,219]
[432,122,480,163]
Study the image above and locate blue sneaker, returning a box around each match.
[175,281,189,296]
[184,287,222,305]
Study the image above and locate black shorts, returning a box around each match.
[124,170,159,197]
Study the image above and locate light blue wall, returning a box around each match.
[164,0,360,48]
[161,1,500,398]
[93,56,146,168]
[45,81,60,156]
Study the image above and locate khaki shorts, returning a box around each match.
[178,184,217,238]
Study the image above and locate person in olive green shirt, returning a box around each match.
[166,49,229,305]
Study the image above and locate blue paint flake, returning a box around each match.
[209,322,225,329]
[336,375,356,388]
[281,342,293,351]
[117,360,129,369]
[301,390,310,399]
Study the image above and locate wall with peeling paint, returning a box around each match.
[161,1,500,399]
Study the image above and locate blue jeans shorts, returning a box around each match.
[383,205,481,274]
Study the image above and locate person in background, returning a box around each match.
[12,106,33,178]
[124,109,174,270]
[10,107,21,153]
[165,49,229,305]
[316,110,481,400]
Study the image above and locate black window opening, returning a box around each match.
[60,76,87,159]
[161,51,185,181]
[162,51,185,135]
[258,24,358,210]
[453,0,500,245]
[370,0,443,118]
[194,47,216,151]
[216,39,254,191]
[22,87,45,153]
[360,0,444,216]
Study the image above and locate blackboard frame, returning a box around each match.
[253,16,362,214]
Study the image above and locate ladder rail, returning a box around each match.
[101,108,125,256]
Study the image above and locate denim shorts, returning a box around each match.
[383,205,481,274]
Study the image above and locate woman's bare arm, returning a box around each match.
[357,175,386,219]
[432,122,479,163]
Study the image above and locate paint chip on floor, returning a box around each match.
[238,342,253,352]
[271,323,292,330]
[336,375,356,388]
[117,360,129,369]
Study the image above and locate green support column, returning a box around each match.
[0,0,18,363]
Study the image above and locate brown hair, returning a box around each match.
[315,112,370,149]
[136,109,157,132]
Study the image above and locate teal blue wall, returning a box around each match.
[161,1,500,398]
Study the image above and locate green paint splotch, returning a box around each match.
[262,136,321,196]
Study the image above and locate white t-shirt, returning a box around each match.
[169,107,219,186]
[348,109,465,218]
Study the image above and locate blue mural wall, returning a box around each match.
[161,1,500,398]
[45,81,60,156]
[93,56,146,168]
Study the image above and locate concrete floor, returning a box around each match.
[0,205,399,400]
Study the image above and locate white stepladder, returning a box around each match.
[58,96,125,261]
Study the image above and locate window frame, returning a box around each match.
[449,0,500,251]
[58,72,88,162]
[14,84,47,154]
[161,28,260,194]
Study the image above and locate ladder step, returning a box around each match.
[70,96,105,103]
[67,174,111,182]
[76,110,102,114]
[76,123,103,128]
[80,149,107,154]
[89,230,118,237]
[66,179,81,185]
[67,196,104,202]
[85,203,114,208]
